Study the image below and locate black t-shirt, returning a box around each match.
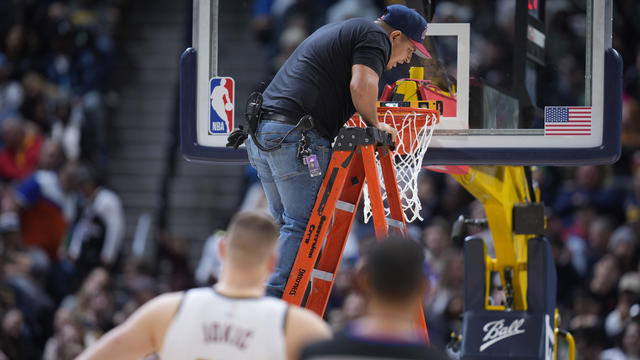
[300,332,448,360]
[262,18,391,140]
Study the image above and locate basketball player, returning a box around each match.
[77,210,331,360]
[299,236,447,359]
[246,4,430,298]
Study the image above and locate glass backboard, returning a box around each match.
[180,0,621,166]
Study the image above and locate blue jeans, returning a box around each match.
[246,120,332,298]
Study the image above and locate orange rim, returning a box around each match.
[347,107,440,156]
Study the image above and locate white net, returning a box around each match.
[348,109,437,223]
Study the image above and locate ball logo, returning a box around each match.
[480,318,526,352]
[421,26,428,40]
[209,77,235,134]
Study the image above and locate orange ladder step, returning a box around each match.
[281,127,429,343]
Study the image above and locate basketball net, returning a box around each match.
[347,108,438,224]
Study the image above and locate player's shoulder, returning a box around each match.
[138,291,184,317]
[286,305,324,324]
[286,306,332,336]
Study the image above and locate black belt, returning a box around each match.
[261,110,300,125]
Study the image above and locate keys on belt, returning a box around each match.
[296,132,322,177]
[296,132,311,164]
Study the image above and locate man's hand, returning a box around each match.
[376,122,399,145]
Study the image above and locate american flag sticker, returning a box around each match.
[544,106,592,136]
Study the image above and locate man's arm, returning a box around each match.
[76,292,183,360]
[285,306,332,360]
[350,64,398,143]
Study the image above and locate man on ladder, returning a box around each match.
[240,5,431,299]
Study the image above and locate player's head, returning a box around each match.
[362,235,427,305]
[376,5,431,70]
[220,210,280,272]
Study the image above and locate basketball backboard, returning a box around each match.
[180,0,621,166]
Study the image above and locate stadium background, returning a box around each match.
[0,0,639,359]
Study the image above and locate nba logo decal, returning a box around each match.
[209,77,234,134]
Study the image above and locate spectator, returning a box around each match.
[588,217,615,260]
[155,232,195,291]
[621,94,640,148]
[589,254,622,316]
[601,319,640,360]
[549,235,583,307]
[625,170,640,224]
[425,251,464,348]
[112,274,158,327]
[2,25,30,81]
[20,93,50,133]
[567,216,615,278]
[50,96,82,161]
[300,236,446,360]
[466,200,494,255]
[38,137,67,171]
[0,53,24,119]
[439,176,474,223]
[553,166,624,225]
[572,322,608,360]
[42,307,84,360]
[1,248,56,355]
[608,225,638,273]
[271,23,307,72]
[620,319,640,359]
[0,116,43,182]
[330,291,366,331]
[326,0,379,24]
[67,163,125,279]
[77,210,331,360]
[60,267,110,311]
[0,160,77,260]
[570,287,603,331]
[422,217,453,287]
[194,230,224,286]
[604,272,640,338]
[416,171,443,226]
[0,308,40,360]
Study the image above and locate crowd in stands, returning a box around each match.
[0,1,133,359]
[0,0,639,359]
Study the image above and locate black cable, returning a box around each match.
[524,166,537,203]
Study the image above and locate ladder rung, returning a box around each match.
[311,269,334,282]
[335,200,355,213]
[387,218,405,230]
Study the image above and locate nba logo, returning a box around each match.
[209,77,234,134]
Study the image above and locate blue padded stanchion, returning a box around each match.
[460,237,557,360]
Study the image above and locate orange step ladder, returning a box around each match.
[281,126,429,342]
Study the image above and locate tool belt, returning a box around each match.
[226,91,313,152]
[261,111,301,125]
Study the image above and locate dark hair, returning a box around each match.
[364,235,426,301]
[73,162,104,187]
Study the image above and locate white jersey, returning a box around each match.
[160,287,288,360]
